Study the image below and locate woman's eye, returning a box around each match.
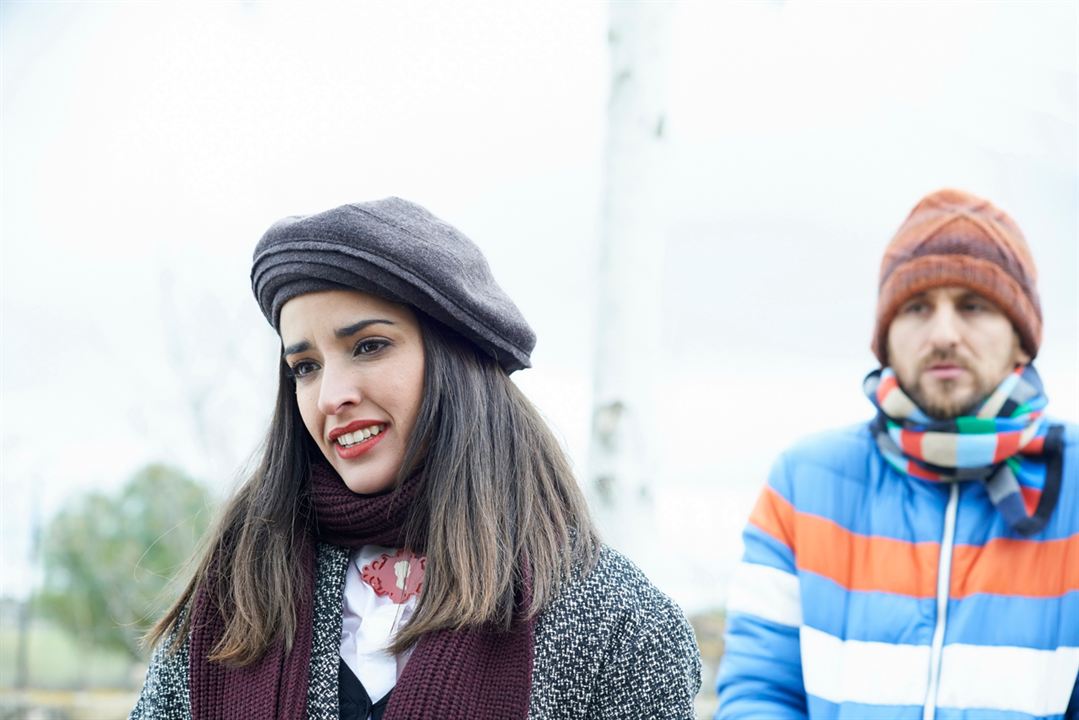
[290,360,319,378]
[902,302,927,314]
[354,338,389,356]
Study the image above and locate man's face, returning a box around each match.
[886,286,1030,418]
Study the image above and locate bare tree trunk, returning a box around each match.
[589,2,673,572]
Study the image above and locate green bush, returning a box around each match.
[35,464,214,662]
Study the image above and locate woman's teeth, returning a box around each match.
[336,425,384,447]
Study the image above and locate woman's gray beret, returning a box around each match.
[251,197,535,373]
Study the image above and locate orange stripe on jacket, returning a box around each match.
[748,486,795,550]
[748,488,1078,599]
[748,488,939,597]
[951,533,1079,599]
[794,511,940,598]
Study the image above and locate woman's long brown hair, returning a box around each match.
[147,313,598,663]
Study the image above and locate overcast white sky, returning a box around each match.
[3,1,1077,611]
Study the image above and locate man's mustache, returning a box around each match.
[916,349,971,373]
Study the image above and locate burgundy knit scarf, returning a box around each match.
[188,461,534,720]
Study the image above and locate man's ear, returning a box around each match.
[1014,335,1031,366]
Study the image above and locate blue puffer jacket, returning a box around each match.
[716,420,1079,720]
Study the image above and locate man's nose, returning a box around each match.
[926,304,961,349]
[316,363,362,416]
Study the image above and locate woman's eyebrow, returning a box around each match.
[335,318,395,338]
[282,340,310,358]
[282,319,396,358]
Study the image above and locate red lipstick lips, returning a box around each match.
[329,420,388,460]
[329,419,383,441]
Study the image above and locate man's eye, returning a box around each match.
[354,339,389,356]
[902,302,927,314]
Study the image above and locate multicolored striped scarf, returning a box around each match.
[864,365,1064,536]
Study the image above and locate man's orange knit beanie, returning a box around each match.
[872,188,1042,365]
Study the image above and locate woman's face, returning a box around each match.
[279,289,425,494]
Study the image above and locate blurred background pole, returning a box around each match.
[589,1,673,573]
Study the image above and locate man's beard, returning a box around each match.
[904,351,986,419]
[907,379,983,419]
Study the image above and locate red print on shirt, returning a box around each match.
[360,549,426,604]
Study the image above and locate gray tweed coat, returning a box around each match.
[130,544,701,720]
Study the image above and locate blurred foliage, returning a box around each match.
[35,464,214,661]
[0,611,131,690]
[690,607,725,706]
[690,608,726,663]
[0,688,137,720]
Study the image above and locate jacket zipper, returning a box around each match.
[923,483,959,720]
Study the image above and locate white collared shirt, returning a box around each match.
[339,545,419,704]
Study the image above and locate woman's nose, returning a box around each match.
[316,363,362,416]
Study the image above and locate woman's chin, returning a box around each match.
[336,465,397,495]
